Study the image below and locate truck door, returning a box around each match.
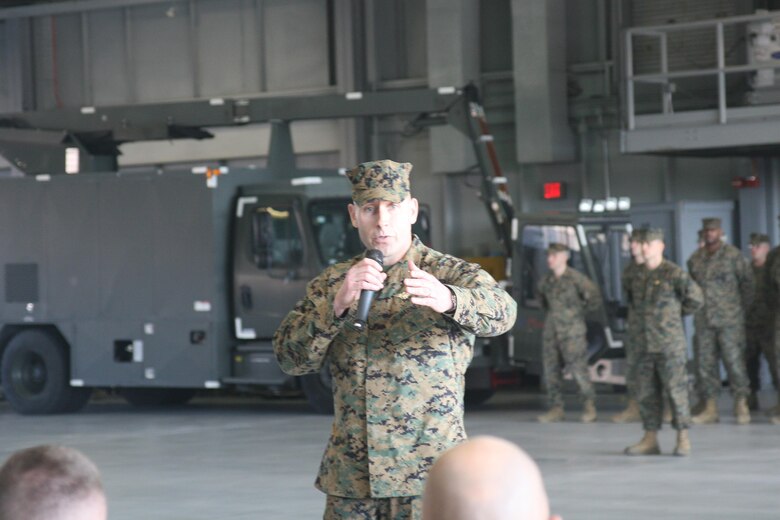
[515,223,585,375]
[232,196,311,341]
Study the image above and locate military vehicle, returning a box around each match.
[509,211,633,387]
[0,86,512,414]
[0,84,629,415]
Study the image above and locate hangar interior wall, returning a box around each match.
[0,0,771,256]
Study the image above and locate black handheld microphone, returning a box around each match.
[353,249,384,330]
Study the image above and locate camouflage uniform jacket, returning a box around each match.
[272,236,517,498]
[622,261,647,330]
[746,263,772,330]
[636,260,703,354]
[687,243,754,328]
[538,267,601,339]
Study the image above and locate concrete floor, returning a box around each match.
[1,390,779,520]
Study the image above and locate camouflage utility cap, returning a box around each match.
[643,228,664,243]
[749,233,770,246]
[346,159,412,205]
[630,228,647,242]
[547,242,569,254]
[702,218,721,230]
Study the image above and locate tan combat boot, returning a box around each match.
[581,400,597,423]
[673,429,691,456]
[735,397,751,425]
[691,398,719,424]
[624,430,660,456]
[537,406,564,423]
[611,399,640,423]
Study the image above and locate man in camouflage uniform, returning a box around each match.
[687,218,754,425]
[273,159,517,520]
[612,228,647,423]
[745,233,779,411]
[625,229,703,457]
[536,242,601,423]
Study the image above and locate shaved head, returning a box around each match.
[423,436,559,520]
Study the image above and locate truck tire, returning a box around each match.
[1,329,91,415]
[120,388,196,407]
[300,364,334,414]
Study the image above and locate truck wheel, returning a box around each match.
[300,363,334,414]
[120,388,196,407]
[1,329,91,414]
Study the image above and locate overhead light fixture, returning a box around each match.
[605,197,618,211]
[65,147,79,174]
[579,198,594,212]
[592,199,606,213]
[618,197,631,211]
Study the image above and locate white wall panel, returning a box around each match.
[197,0,252,96]
[264,0,329,91]
[89,10,129,105]
[131,4,195,102]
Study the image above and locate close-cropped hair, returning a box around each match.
[0,445,104,520]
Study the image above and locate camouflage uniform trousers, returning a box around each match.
[746,325,779,393]
[542,329,595,408]
[624,333,640,400]
[636,350,691,431]
[696,325,750,399]
[324,495,421,520]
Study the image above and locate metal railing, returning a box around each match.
[625,10,780,130]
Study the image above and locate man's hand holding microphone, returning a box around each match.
[333,250,456,328]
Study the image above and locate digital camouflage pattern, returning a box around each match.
[633,260,703,431]
[273,236,517,499]
[687,243,753,399]
[687,243,754,329]
[746,263,779,393]
[622,260,647,400]
[324,495,421,520]
[346,160,412,205]
[538,267,601,407]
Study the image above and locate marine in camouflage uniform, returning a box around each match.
[537,243,601,423]
[612,228,647,423]
[687,218,754,425]
[745,233,779,410]
[272,160,517,519]
[625,228,703,456]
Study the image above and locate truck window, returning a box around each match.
[310,200,363,265]
[520,225,584,308]
[583,224,632,306]
[251,206,303,270]
[309,200,433,266]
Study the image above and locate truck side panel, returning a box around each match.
[1,174,222,387]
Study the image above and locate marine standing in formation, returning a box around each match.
[272,159,517,520]
[612,228,647,423]
[745,233,779,412]
[536,243,601,424]
[687,218,754,425]
[624,229,703,456]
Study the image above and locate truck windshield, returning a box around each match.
[582,223,632,307]
[518,224,586,308]
[309,199,432,266]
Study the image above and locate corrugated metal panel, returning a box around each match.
[15,0,332,110]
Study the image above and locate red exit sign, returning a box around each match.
[543,182,566,200]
